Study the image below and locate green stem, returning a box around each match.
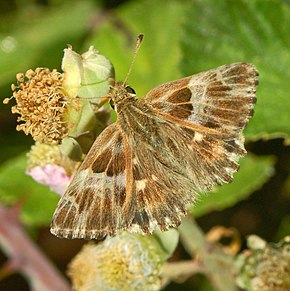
[161,260,206,280]
[179,216,237,291]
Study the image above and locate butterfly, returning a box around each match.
[50,36,259,239]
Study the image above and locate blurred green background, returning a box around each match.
[0,0,289,290]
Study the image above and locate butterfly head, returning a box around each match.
[109,82,136,109]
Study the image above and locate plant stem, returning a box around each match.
[161,260,206,280]
[179,215,237,291]
[0,203,70,291]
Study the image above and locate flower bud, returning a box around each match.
[68,232,167,290]
[26,143,79,195]
[236,235,290,291]
[61,45,114,99]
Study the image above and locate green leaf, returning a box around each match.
[181,0,290,143]
[154,229,179,259]
[276,215,290,240]
[0,154,58,227]
[84,0,189,96]
[0,1,94,84]
[191,155,274,217]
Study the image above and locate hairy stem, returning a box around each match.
[0,204,70,291]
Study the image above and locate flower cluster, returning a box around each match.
[26,143,79,195]
[236,235,290,291]
[68,232,167,291]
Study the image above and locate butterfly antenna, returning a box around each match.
[60,96,109,108]
[123,34,144,85]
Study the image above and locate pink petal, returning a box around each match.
[27,164,72,195]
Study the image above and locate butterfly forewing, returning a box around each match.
[146,63,257,133]
[144,63,258,185]
[51,62,258,239]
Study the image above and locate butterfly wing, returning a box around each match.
[145,63,258,135]
[122,111,240,235]
[51,123,137,239]
[126,126,198,234]
[143,62,258,183]
[51,121,192,238]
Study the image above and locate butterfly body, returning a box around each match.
[51,63,258,239]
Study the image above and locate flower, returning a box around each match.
[236,235,290,291]
[27,142,77,173]
[68,232,167,291]
[4,45,114,194]
[26,143,79,195]
[27,164,71,195]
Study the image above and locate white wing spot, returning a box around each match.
[194,132,204,142]
[136,179,147,191]
[116,172,126,187]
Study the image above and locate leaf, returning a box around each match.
[181,0,290,143]
[154,229,179,259]
[191,155,275,217]
[0,154,58,227]
[84,0,189,96]
[276,215,290,240]
[0,1,94,85]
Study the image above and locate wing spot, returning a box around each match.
[193,132,204,142]
[136,179,147,191]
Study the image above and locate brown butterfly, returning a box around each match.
[50,35,259,239]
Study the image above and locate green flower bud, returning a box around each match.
[61,45,115,99]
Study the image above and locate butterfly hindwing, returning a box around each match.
[51,124,134,239]
[128,132,197,234]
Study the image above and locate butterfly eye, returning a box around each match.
[109,99,115,109]
[125,86,136,94]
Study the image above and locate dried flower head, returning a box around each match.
[236,235,290,291]
[68,232,166,291]
[4,68,67,144]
